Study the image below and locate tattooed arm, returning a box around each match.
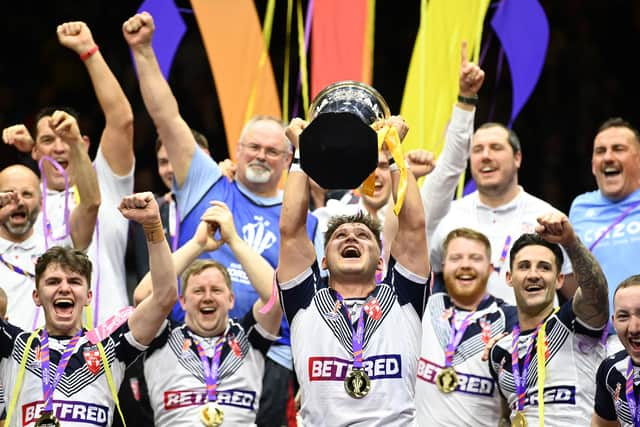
[536,212,609,328]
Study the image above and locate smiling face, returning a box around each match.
[507,244,563,317]
[469,125,521,200]
[0,165,41,241]
[181,265,235,337]
[442,236,492,309]
[613,283,640,364]
[322,217,383,282]
[235,118,291,195]
[33,262,92,336]
[592,126,640,201]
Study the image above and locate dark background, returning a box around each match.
[1,0,639,214]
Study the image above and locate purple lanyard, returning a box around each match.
[589,199,640,252]
[444,303,485,368]
[170,198,180,252]
[40,330,83,412]
[493,235,512,274]
[0,254,35,279]
[335,292,366,369]
[38,156,71,249]
[626,357,640,427]
[511,324,542,411]
[194,337,225,403]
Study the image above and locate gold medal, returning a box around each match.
[344,368,371,398]
[200,402,224,427]
[435,367,459,393]
[35,411,60,427]
[511,411,528,427]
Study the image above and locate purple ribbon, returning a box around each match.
[38,156,71,250]
[444,306,483,368]
[335,292,366,369]
[0,254,35,279]
[194,337,225,402]
[589,200,640,252]
[40,329,83,412]
[626,357,640,427]
[511,323,542,411]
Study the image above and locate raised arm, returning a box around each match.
[421,40,484,240]
[123,12,195,187]
[57,21,134,176]
[122,192,178,345]
[386,118,429,276]
[49,110,101,251]
[201,201,281,335]
[278,118,316,282]
[535,212,609,328]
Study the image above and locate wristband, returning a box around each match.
[143,220,165,244]
[80,45,99,61]
[457,94,478,106]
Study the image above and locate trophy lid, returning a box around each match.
[308,80,390,124]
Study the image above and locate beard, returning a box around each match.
[244,161,272,184]
[3,208,39,237]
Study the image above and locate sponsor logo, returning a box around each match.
[308,354,402,381]
[417,358,495,397]
[164,389,256,411]
[22,400,109,426]
[583,221,640,245]
[514,386,576,408]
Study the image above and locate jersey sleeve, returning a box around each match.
[387,257,430,318]
[593,359,618,421]
[277,261,321,325]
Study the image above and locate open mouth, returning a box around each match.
[341,246,361,258]
[10,211,27,222]
[629,336,640,352]
[455,273,476,284]
[524,284,544,294]
[200,307,216,316]
[602,166,621,178]
[53,298,75,317]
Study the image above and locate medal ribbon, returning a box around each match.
[625,357,640,427]
[444,303,486,368]
[335,292,367,369]
[40,329,83,412]
[38,156,71,249]
[194,338,225,403]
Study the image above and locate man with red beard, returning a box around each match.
[416,227,517,426]
[570,118,640,353]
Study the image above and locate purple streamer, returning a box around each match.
[136,0,187,80]
[491,0,549,127]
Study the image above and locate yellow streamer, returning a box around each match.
[282,0,294,120]
[296,0,310,118]
[535,307,559,427]
[244,0,277,122]
[6,328,42,427]
[363,0,376,83]
[400,0,491,197]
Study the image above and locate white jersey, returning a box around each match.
[593,350,639,427]
[0,318,145,427]
[488,302,605,426]
[416,289,517,426]
[0,233,72,330]
[35,147,133,324]
[430,189,572,304]
[279,258,429,427]
[144,313,275,426]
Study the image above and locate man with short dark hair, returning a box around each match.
[0,192,177,426]
[489,212,609,425]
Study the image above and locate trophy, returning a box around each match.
[299,80,390,189]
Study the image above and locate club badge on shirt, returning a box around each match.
[83,346,102,375]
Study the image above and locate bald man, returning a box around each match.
[0,165,75,329]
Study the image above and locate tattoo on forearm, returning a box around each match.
[564,239,608,324]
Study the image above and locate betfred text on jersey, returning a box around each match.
[517,386,576,408]
[164,389,256,410]
[308,354,402,381]
[417,358,495,396]
[23,400,109,426]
